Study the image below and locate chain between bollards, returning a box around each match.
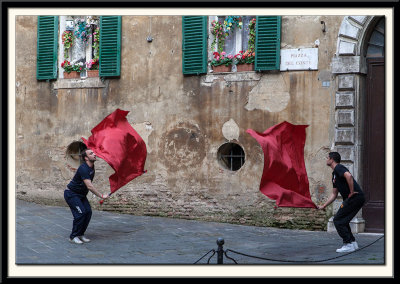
[195,235,383,264]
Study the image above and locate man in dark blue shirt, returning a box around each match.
[64,148,109,244]
[318,152,365,253]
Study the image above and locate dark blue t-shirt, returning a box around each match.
[332,164,363,200]
[67,163,95,196]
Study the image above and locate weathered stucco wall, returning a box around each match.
[15,15,345,230]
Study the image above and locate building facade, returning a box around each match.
[14,14,385,232]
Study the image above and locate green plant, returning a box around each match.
[62,30,74,59]
[210,20,227,55]
[85,58,99,70]
[61,60,73,73]
[72,62,85,72]
[234,50,255,65]
[61,60,85,73]
[232,18,256,66]
[92,27,100,60]
[210,17,243,55]
[210,51,233,67]
[247,17,256,53]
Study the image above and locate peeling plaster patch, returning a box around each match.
[133,121,154,153]
[245,74,290,112]
[160,122,205,172]
[224,72,261,82]
[222,119,239,141]
[201,74,219,86]
[202,73,261,86]
[185,90,196,97]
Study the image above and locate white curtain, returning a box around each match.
[221,16,254,56]
[241,16,253,52]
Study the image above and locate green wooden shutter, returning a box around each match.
[99,16,121,77]
[182,16,208,75]
[255,16,281,71]
[37,16,58,80]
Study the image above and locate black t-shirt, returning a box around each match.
[332,164,363,200]
[67,163,95,196]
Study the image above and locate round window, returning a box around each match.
[217,142,245,171]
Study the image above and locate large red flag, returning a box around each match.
[82,109,147,194]
[246,121,316,208]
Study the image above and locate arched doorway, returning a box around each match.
[361,17,385,233]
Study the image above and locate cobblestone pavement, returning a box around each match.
[12,199,389,277]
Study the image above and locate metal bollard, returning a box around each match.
[217,238,224,264]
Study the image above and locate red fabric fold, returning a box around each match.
[82,109,147,194]
[247,121,316,208]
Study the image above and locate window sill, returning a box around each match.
[53,77,106,89]
[209,70,257,74]
[203,71,261,84]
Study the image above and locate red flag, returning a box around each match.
[82,109,147,194]
[246,121,316,208]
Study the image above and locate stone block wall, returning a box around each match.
[329,15,375,233]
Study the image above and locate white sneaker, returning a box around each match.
[351,241,359,250]
[336,243,355,253]
[69,236,84,244]
[78,236,91,243]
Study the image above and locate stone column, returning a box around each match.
[329,15,372,233]
[327,74,365,233]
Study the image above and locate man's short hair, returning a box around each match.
[329,152,341,163]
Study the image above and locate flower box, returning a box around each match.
[87,70,99,78]
[236,63,254,72]
[212,64,231,73]
[63,71,81,79]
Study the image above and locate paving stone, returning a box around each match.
[15,199,385,266]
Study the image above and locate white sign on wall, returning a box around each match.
[280,48,318,71]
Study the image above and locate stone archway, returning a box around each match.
[328,15,383,233]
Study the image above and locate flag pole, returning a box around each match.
[99,170,147,205]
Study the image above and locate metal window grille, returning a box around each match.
[219,143,245,171]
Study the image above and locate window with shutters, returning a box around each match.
[182,16,281,75]
[37,15,121,82]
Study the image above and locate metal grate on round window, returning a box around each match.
[217,142,245,171]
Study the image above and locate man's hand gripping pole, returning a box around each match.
[99,170,147,205]
[99,192,112,205]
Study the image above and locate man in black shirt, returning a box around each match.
[318,152,365,253]
[64,148,109,244]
